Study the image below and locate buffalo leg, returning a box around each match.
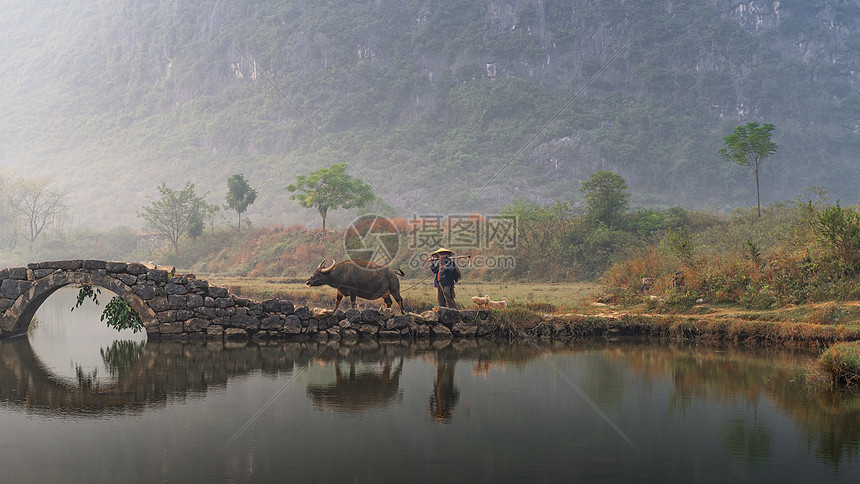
[383,295,393,308]
[350,294,357,308]
[334,292,344,311]
[393,293,406,314]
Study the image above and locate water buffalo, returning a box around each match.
[306,259,406,313]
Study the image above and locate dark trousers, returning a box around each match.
[436,285,456,308]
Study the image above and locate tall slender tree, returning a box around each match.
[286,163,375,233]
[224,173,257,231]
[718,122,778,217]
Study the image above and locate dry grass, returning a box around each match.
[202,275,599,313]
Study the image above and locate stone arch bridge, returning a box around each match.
[0,260,497,341]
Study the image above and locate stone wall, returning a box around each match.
[0,260,497,341]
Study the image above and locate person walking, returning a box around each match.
[430,248,460,308]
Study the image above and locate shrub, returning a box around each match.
[819,342,860,387]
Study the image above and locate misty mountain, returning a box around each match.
[2,0,859,230]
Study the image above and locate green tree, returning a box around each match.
[286,163,375,233]
[139,183,205,253]
[718,122,778,217]
[224,173,257,231]
[580,171,629,227]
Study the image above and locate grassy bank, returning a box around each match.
[202,276,598,314]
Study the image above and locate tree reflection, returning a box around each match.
[100,340,146,379]
[719,417,772,463]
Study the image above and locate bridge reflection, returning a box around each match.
[0,337,542,417]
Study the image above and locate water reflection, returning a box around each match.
[429,347,460,423]
[27,286,147,386]
[306,355,404,413]
[4,304,860,479]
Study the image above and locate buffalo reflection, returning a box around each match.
[305,357,404,413]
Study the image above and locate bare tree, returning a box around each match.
[0,170,17,248]
[13,175,66,251]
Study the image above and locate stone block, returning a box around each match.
[386,315,411,330]
[83,260,107,270]
[215,297,235,308]
[184,318,210,332]
[194,306,217,319]
[279,300,295,314]
[224,328,249,340]
[168,294,187,310]
[451,321,478,337]
[159,322,184,334]
[208,285,228,298]
[431,323,452,337]
[7,268,28,280]
[1,279,30,299]
[262,299,279,312]
[133,285,157,300]
[32,269,55,279]
[157,310,177,323]
[41,260,83,271]
[147,269,169,283]
[317,316,336,331]
[260,315,284,331]
[344,308,362,323]
[284,315,302,334]
[0,298,14,312]
[115,273,137,285]
[149,296,170,312]
[437,307,460,326]
[187,279,209,295]
[126,262,148,275]
[232,308,259,330]
[294,306,311,320]
[165,283,187,295]
[361,309,380,322]
[105,262,128,273]
[168,275,188,285]
[186,294,204,308]
[175,309,194,321]
[358,324,379,337]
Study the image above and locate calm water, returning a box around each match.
[1,288,859,483]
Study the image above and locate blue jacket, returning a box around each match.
[431,258,459,287]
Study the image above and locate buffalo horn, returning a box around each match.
[320,259,336,273]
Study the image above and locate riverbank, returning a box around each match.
[205,275,860,347]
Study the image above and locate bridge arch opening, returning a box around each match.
[29,286,148,386]
[1,271,156,338]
